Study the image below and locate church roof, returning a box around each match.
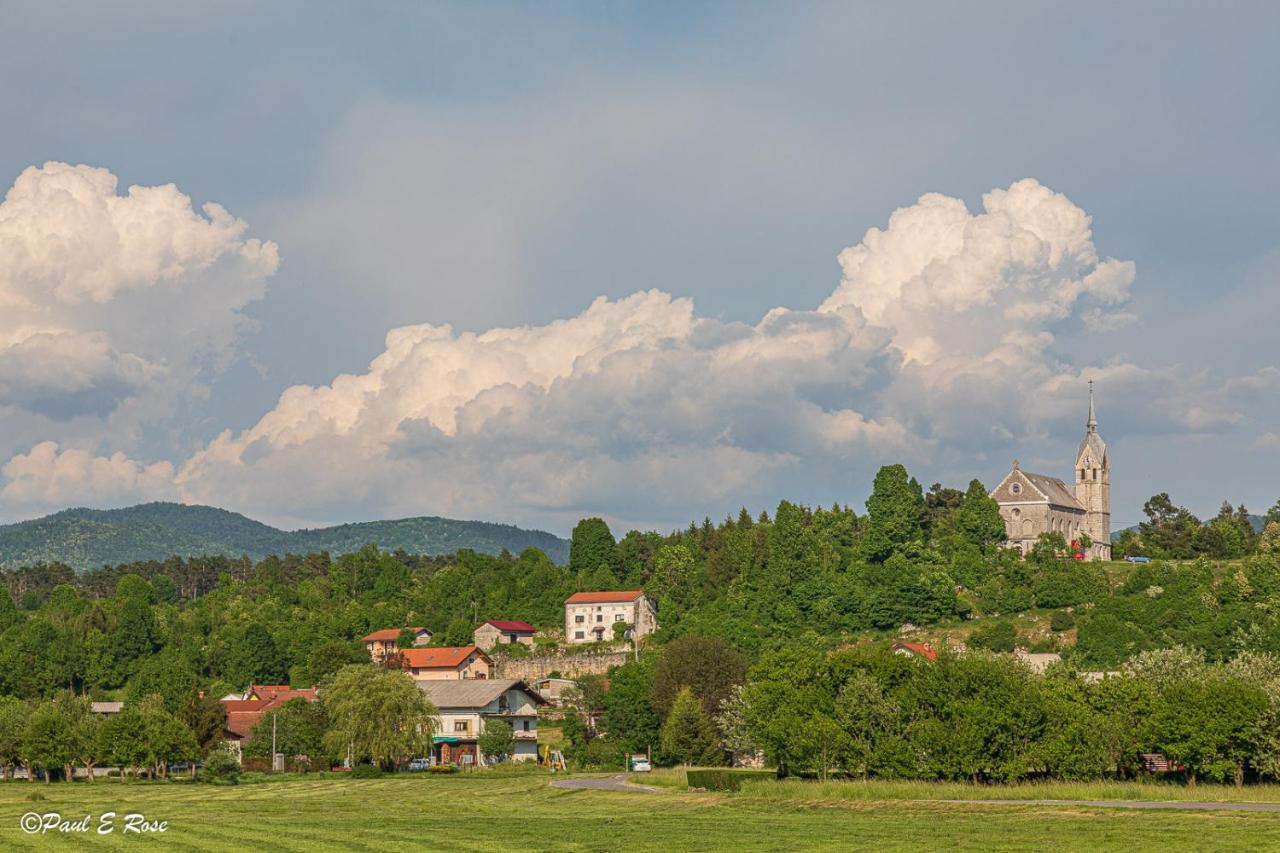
[992,465,1084,511]
[1020,471,1085,511]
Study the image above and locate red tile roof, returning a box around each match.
[363,627,427,642]
[401,645,490,669]
[892,641,938,661]
[565,590,645,604]
[222,687,319,740]
[484,620,536,633]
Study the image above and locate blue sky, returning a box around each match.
[0,2,1277,534]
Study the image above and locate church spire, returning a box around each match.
[1086,380,1097,434]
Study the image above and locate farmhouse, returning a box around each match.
[362,626,433,663]
[991,385,1111,560]
[473,619,537,650]
[220,684,320,758]
[401,645,493,681]
[417,679,548,765]
[563,590,658,645]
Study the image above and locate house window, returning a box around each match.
[454,721,468,733]
[614,614,625,622]
[523,720,531,731]
[574,614,584,624]
[596,614,603,623]
[574,631,584,639]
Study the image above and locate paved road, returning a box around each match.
[943,799,1280,812]
[551,774,659,793]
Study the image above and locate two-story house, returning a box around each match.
[473,619,537,650]
[563,590,658,645]
[400,645,493,681]
[417,679,547,765]
[362,627,433,663]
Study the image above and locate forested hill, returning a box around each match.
[0,503,570,571]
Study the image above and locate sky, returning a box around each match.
[0,1,1277,536]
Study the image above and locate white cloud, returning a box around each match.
[0,162,278,453]
[1,174,1274,531]
[1,441,176,512]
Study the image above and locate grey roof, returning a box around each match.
[1021,471,1085,511]
[416,678,547,709]
[90,701,123,714]
[1078,430,1107,465]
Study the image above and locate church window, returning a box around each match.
[1011,508,1021,518]
[1010,483,1022,495]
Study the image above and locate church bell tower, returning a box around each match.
[1073,381,1111,560]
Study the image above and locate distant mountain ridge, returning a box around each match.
[0,503,570,571]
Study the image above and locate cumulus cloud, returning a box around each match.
[1,442,177,513]
[1,175,1273,530]
[0,162,278,449]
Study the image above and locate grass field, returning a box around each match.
[3,769,1280,851]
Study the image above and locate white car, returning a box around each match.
[630,758,651,773]
[406,758,431,771]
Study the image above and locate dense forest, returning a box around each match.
[1,464,1279,781]
[0,502,570,570]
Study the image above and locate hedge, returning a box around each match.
[685,769,777,792]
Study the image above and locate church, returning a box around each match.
[989,385,1111,560]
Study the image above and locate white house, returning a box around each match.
[417,679,547,765]
[563,590,658,644]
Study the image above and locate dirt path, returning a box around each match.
[551,774,660,793]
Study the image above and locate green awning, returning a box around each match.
[432,736,462,743]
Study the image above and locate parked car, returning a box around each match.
[629,757,651,773]
[1125,555,1152,563]
[406,758,431,771]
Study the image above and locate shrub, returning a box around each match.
[582,738,626,769]
[686,769,777,792]
[351,764,383,779]
[968,620,1016,652]
[1049,610,1075,632]
[199,749,242,785]
[428,764,457,774]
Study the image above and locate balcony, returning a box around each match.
[513,730,538,740]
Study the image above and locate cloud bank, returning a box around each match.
[0,162,278,478]
[1,168,1273,529]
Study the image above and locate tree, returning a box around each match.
[714,685,758,766]
[125,650,199,714]
[23,702,72,783]
[321,665,438,768]
[967,620,1016,653]
[0,697,27,781]
[478,719,515,763]
[182,691,230,755]
[601,657,661,755]
[570,518,618,580]
[660,687,722,766]
[224,623,288,686]
[1142,674,1265,786]
[650,635,747,717]
[245,698,327,764]
[834,670,898,778]
[957,479,1006,552]
[97,708,151,783]
[862,464,924,562]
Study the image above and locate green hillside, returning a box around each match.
[0,502,569,571]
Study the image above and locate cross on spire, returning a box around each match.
[1087,380,1097,433]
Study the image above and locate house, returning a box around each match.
[90,701,123,716]
[473,619,537,650]
[531,677,578,707]
[563,590,658,645]
[417,679,547,765]
[220,685,320,759]
[401,645,493,681]
[362,627,433,663]
[892,641,938,661]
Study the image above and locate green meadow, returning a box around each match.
[3,770,1280,852]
